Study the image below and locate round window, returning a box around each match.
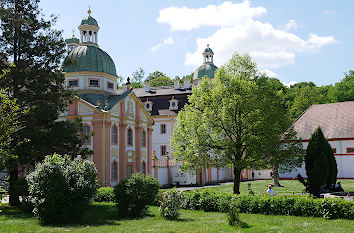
[146,103,150,109]
[172,102,176,107]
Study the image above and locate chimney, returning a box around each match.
[174,79,179,90]
[145,82,150,92]
[184,79,190,89]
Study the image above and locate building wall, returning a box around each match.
[280,140,354,179]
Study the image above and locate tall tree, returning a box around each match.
[145,70,173,87]
[0,0,90,206]
[327,70,354,102]
[0,68,24,168]
[305,127,337,197]
[171,53,300,194]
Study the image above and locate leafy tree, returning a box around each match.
[132,67,145,83]
[171,53,300,194]
[146,70,166,81]
[0,68,23,168]
[327,70,354,102]
[254,76,303,187]
[285,83,328,119]
[179,72,194,84]
[0,0,90,206]
[305,127,337,197]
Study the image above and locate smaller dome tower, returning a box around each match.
[193,44,218,84]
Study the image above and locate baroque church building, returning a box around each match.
[60,10,154,186]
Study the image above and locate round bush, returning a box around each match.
[159,188,185,220]
[93,187,115,202]
[27,154,98,224]
[114,173,160,217]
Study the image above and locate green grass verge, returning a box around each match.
[0,203,353,232]
[208,179,354,194]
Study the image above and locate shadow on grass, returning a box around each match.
[0,206,34,220]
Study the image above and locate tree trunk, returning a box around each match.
[233,167,241,194]
[272,166,283,187]
[8,165,20,207]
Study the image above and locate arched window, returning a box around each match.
[127,128,133,146]
[83,125,90,144]
[111,161,118,181]
[112,125,118,144]
[141,130,146,147]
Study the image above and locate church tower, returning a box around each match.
[193,44,218,85]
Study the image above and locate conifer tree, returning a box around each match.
[305,127,337,196]
[0,0,90,206]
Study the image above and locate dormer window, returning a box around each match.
[169,96,179,110]
[89,79,100,87]
[144,99,153,112]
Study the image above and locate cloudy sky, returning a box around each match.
[40,0,354,86]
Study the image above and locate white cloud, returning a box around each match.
[156,1,338,70]
[184,20,337,69]
[321,9,336,15]
[282,80,298,87]
[150,37,174,52]
[283,19,298,32]
[157,1,266,31]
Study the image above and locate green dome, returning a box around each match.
[194,63,217,79]
[65,37,80,44]
[81,15,98,27]
[204,47,213,53]
[63,45,117,76]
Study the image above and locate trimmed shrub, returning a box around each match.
[159,188,185,220]
[183,189,354,220]
[114,173,160,217]
[27,154,98,224]
[93,187,115,202]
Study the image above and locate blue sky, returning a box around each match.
[40,0,354,86]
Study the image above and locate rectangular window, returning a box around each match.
[83,125,90,144]
[347,148,354,153]
[112,126,118,145]
[107,81,114,90]
[161,145,166,156]
[161,124,166,134]
[127,128,133,146]
[333,148,336,153]
[112,162,118,181]
[68,80,78,87]
[89,79,100,87]
[141,131,146,147]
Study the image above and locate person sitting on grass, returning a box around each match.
[267,184,277,196]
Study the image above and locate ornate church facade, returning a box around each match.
[59,10,154,186]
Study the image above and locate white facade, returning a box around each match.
[280,140,354,179]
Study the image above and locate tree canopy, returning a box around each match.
[171,53,302,194]
[0,0,91,205]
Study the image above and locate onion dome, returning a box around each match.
[63,45,117,76]
[81,11,98,27]
[193,44,217,79]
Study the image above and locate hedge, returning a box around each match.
[183,188,354,220]
[93,187,115,203]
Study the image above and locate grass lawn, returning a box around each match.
[207,179,354,194]
[0,203,353,233]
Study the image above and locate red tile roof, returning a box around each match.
[293,101,354,140]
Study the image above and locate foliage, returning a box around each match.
[114,173,160,217]
[27,154,98,224]
[13,176,28,196]
[171,53,301,194]
[305,127,337,197]
[159,188,185,220]
[327,70,354,102]
[183,189,354,220]
[0,0,91,206]
[93,187,115,203]
[145,70,173,87]
[131,67,145,83]
[225,198,241,226]
[0,68,23,167]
